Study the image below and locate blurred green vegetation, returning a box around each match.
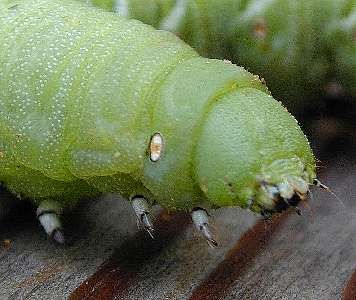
[83,0,356,112]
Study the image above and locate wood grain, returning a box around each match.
[0,157,355,300]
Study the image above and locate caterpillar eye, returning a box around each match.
[149,132,164,162]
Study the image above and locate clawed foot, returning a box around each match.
[37,201,64,244]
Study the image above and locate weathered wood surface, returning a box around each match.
[0,153,355,300]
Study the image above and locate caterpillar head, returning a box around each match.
[142,58,315,215]
[194,88,316,217]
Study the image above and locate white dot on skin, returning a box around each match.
[150,133,164,162]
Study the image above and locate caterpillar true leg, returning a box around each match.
[36,200,65,244]
[131,195,154,238]
[191,207,218,248]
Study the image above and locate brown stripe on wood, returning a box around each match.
[342,270,356,300]
[69,211,190,300]
[189,213,288,300]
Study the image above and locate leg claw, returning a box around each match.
[131,196,155,239]
[191,208,218,248]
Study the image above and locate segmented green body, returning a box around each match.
[85,0,356,109]
[0,0,315,214]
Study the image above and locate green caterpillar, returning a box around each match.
[0,0,317,245]
[83,0,356,110]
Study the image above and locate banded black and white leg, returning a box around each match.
[191,207,218,247]
[37,200,64,244]
[131,195,155,238]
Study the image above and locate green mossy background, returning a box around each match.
[83,0,356,113]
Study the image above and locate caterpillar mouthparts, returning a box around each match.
[258,189,304,219]
[250,172,311,218]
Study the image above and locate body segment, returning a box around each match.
[0,0,196,202]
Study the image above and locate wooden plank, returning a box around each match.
[0,195,141,299]
[193,157,356,300]
[342,271,356,300]
[0,156,355,299]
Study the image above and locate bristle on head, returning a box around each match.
[313,179,345,209]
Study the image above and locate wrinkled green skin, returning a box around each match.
[85,0,356,110]
[0,0,315,216]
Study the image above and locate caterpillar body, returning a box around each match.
[84,0,356,109]
[0,0,316,245]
